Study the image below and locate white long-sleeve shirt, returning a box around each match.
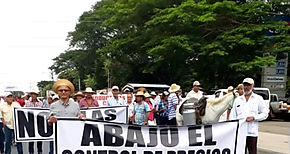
[230,92,269,137]
[186,90,203,100]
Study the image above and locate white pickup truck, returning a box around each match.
[269,94,289,119]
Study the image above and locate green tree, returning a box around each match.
[49,0,290,92]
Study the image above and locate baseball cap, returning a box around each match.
[193,81,201,86]
[243,78,254,85]
[112,86,119,90]
[4,92,13,97]
[52,95,59,100]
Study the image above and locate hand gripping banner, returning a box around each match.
[13,106,128,142]
[55,119,247,154]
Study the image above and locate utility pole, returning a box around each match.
[78,77,81,91]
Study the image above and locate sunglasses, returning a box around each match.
[58,89,71,93]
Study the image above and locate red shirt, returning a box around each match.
[16,99,25,107]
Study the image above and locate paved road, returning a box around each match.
[257,119,290,154]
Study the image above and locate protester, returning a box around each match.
[43,95,58,154]
[126,93,135,124]
[47,79,85,154]
[0,92,23,154]
[99,89,107,95]
[74,91,84,103]
[177,88,186,98]
[23,94,30,104]
[144,93,156,126]
[132,91,150,126]
[25,89,43,154]
[16,96,25,107]
[226,86,234,121]
[167,84,181,125]
[157,91,169,125]
[186,81,203,100]
[230,78,269,154]
[79,87,98,108]
[236,84,244,96]
[150,91,160,108]
[106,86,124,106]
[43,96,52,108]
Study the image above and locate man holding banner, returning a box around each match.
[47,79,85,154]
[230,78,269,154]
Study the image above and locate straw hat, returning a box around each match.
[84,87,94,93]
[74,91,84,97]
[144,92,151,98]
[168,83,180,93]
[135,91,144,96]
[52,79,75,93]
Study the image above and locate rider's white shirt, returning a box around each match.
[186,90,203,100]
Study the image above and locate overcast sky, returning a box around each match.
[0,0,98,92]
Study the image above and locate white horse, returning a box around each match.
[176,92,236,126]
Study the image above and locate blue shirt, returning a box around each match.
[158,100,168,117]
[133,101,150,125]
[168,93,178,120]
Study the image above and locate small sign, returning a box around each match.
[276,61,286,68]
[265,76,285,82]
[276,69,285,75]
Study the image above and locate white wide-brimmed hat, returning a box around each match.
[150,91,157,96]
[84,87,94,93]
[168,84,180,93]
[29,88,39,95]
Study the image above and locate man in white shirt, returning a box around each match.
[106,86,125,106]
[0,92,23,154]
[150,91,160,110]
[186,81,203,100]
[230,78,269,154]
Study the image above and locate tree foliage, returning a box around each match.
[49,0,290,92]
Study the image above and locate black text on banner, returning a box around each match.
[13,106,128,142]
[55,119,247,154]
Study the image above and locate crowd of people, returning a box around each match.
[0,77,268,154]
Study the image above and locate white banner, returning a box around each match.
[13,106,128,142]
[55,119,247,154]
[92,94,128,107]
